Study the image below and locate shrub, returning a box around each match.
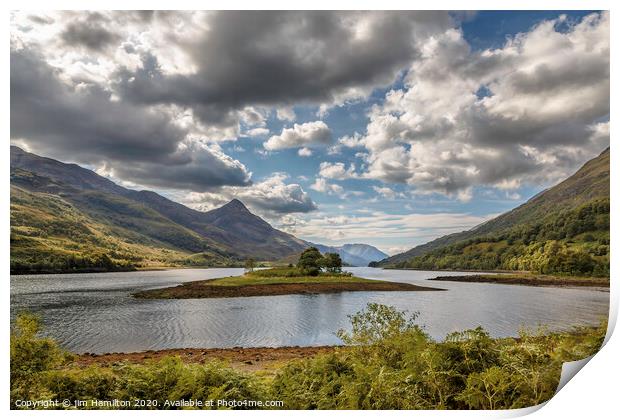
[273,304,606,409]
[10,313,68,405]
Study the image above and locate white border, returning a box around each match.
[2,1,617,419]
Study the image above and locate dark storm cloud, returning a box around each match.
[112,143,252,193]
[242,185,318,214]
[11,49,182,162]
[60,17,121,52]
[10,48,252,190]
[28,14,54,25]
[115,11,453,125]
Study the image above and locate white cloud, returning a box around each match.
[231,145,246,152]
[318,162,359,180]
[264,121,332,151]
[338,132,364,148]
[386,245,411,256]
[276,107,296,121]
[349,12,609,199]
[184,172,317,216]
[286,209,495,247]
[244,127,270,137]
[326,144,343,155]
[456,188,473,203]
[310,177,344,196]
[298,147,313,157]
[112,141,253,192]
[372,186,405,200]
[240,106,267,127]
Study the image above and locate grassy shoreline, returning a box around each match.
[10,263,248,276]
[429,273,609,288]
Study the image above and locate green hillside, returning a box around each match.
[10,146,309,274]
[377,149,610,277]
[10,184,235,274]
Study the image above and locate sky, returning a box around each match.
[9,11,609,255]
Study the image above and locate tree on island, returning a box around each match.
[297,247,343,275]
[323,253,343,273]
[244,258,255,272]
[297,247,324,276]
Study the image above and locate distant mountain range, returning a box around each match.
[10,146,386,274]
[375,148,609,277]
[313,243,388,267]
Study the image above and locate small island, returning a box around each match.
[428,273,610,288]
[134,247,442,299]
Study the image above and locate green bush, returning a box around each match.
[272,304,606,409]
[10,313,69,405]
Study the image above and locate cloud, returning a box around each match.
[318,162,359,180]
[372,186,405,200]
[183,173,318,216]
[60,14,121,52]
[264,121,332,150]
[112,142,252,192]
[386,246,412,256]
[298,147,313,157]
[239,107,267,126]
[310,178,345,196]
[244,127,270,137]
[276,107,296,121]
[285,209,494,247]
[338,133,365,148]
[346,12,609,198]
[10,48,252,191]
[111,11,453,128]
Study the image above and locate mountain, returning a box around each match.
[313,243,388,266]
[376,148,610,277]
[338,244,389,266]
[10,146,307,273]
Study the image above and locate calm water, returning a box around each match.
[10,267,609,354]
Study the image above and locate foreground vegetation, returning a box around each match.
[11,305,606,410]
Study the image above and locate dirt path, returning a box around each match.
[73,345,338,372]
